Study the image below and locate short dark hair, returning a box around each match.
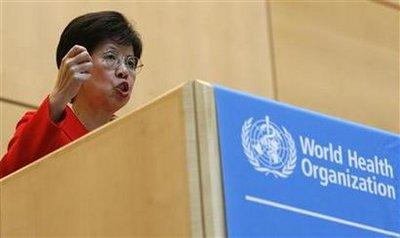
[56,11,142,69]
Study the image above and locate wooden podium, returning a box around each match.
[2,80,399,237]
[0,81,225,237]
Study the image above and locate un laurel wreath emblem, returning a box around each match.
[241,116,297,178]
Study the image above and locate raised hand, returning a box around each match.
[49,45,93,122]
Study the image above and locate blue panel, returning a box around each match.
[214,85,400,237]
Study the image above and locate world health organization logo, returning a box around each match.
[241,116,297,178]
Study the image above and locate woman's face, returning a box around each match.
[78,40,137,113]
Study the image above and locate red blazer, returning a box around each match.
[0,96,88,179]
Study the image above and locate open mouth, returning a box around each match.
[115,82,130,94]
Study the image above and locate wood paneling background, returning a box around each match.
[1,1,399,156]
[269,1,399,133]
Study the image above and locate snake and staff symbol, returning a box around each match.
[252,117,281,165]
[241,115,297,178]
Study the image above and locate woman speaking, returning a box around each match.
[0,11,143,178]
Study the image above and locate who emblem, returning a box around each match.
[241,116,297,178]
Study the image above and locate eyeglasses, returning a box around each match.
[101,51,144,74]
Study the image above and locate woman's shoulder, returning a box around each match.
[14,95,57,129]
[15,110,37,128]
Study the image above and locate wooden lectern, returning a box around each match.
[2,80,399,237]
[0,81,225,237]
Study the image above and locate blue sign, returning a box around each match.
[214,85,400,237]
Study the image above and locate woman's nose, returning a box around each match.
[115,64,129,79]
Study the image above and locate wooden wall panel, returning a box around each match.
[1,2,274,117]
[0,102,29,156]
[269,1,399,133]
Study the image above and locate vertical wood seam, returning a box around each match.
[265,0,279,100]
